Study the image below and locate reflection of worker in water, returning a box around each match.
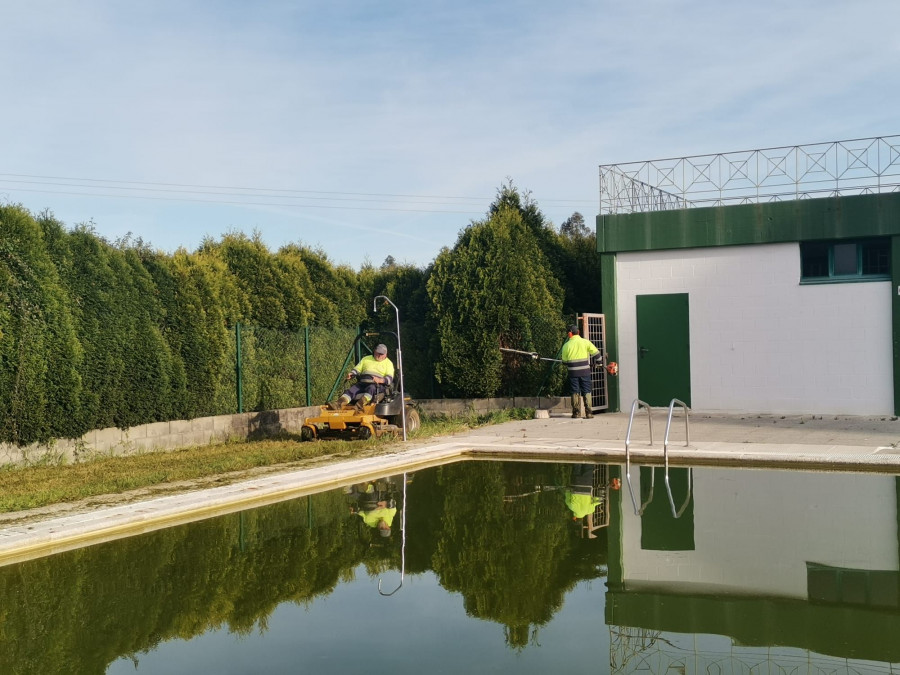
[347,480,398,537]
[330,344,395,411]
[565,464,601,522]
[564,464,621,539]
[357,499,397,537]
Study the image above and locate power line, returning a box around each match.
[0,171,596,209]
[2,186,487,215]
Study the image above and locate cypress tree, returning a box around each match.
[0,207,83,443]
[208,232,314,330]
[427,203,564,397]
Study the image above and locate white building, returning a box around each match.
[597,136,900,415]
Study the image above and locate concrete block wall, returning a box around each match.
[616,243,893,415]
[0,396,568,467]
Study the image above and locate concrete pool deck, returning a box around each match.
[1,410,900,566]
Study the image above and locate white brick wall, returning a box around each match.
[616,243,893,414]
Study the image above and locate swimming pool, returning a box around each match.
[1,461,897,674]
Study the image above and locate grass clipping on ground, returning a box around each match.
[0,409,534,513]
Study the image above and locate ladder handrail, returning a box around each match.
[625,399,654,515]
[378,471,407,596]
[664,467,692,519]
[663,398,691,518]
[625,399,654,457]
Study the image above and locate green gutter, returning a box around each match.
[598,193,900,254]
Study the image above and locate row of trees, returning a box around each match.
[0,182,601,445]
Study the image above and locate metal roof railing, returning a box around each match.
[599,135,900,215]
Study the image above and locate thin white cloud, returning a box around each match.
[2,0,898,267]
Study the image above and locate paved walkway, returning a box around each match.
[1,410,899,566]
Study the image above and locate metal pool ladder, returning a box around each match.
[624,398,693,518]
[378,471,407,596]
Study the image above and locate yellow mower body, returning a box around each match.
[301,401,397,441]
[300,398,419,442]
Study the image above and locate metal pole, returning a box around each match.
[235,322,243,414]
[304,326,311,407]
[378,472,407,596]
[374,295,407,441]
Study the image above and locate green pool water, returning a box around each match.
[1,461,898,674]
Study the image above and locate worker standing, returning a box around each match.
[561,325,601,419]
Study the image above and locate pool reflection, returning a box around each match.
[0,462,898,674]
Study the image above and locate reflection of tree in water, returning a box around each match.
[417,462,607,649]
[0,488,395,675]
[0,463,608,672]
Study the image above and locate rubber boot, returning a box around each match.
[329,395,350,410]
[583,393,594,419]
[570,394,582,419]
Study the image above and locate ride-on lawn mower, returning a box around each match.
[300,331,420,442]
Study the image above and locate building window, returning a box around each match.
[800,238,890,282]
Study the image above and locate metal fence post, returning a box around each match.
[304,326,312,407]
[236,322,243,414]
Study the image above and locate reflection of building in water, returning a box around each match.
[608,467,900,670]
[610,625,899,675]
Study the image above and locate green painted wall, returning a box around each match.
[598,192,900,254]
[893,236,900,415]
[606,588,900,662]
[600,253,619,412]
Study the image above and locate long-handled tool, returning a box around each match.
[500,347,618,375]
[499,347,562,363]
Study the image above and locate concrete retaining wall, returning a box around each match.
[0,396,568,467]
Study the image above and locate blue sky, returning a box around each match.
[2,0,898,269]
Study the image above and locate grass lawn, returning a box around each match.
[0,409,533,513]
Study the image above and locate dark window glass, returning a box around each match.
[832,243,858,275]
[861,239,890,275]
[800,242,829,278]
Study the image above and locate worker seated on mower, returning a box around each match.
[329,343,395,412]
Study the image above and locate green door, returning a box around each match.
[636,293,691,407]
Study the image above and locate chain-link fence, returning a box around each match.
[227,316,572,414]
[498,315,568,398]
[231,324,359,412]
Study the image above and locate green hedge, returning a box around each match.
[0,191,592,445]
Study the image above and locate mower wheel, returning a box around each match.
[405,408,421,434]
[390,407,420,434]
[300,426,316,442]
[358,425,372,440]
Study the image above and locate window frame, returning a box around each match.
[799,237,890,284]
